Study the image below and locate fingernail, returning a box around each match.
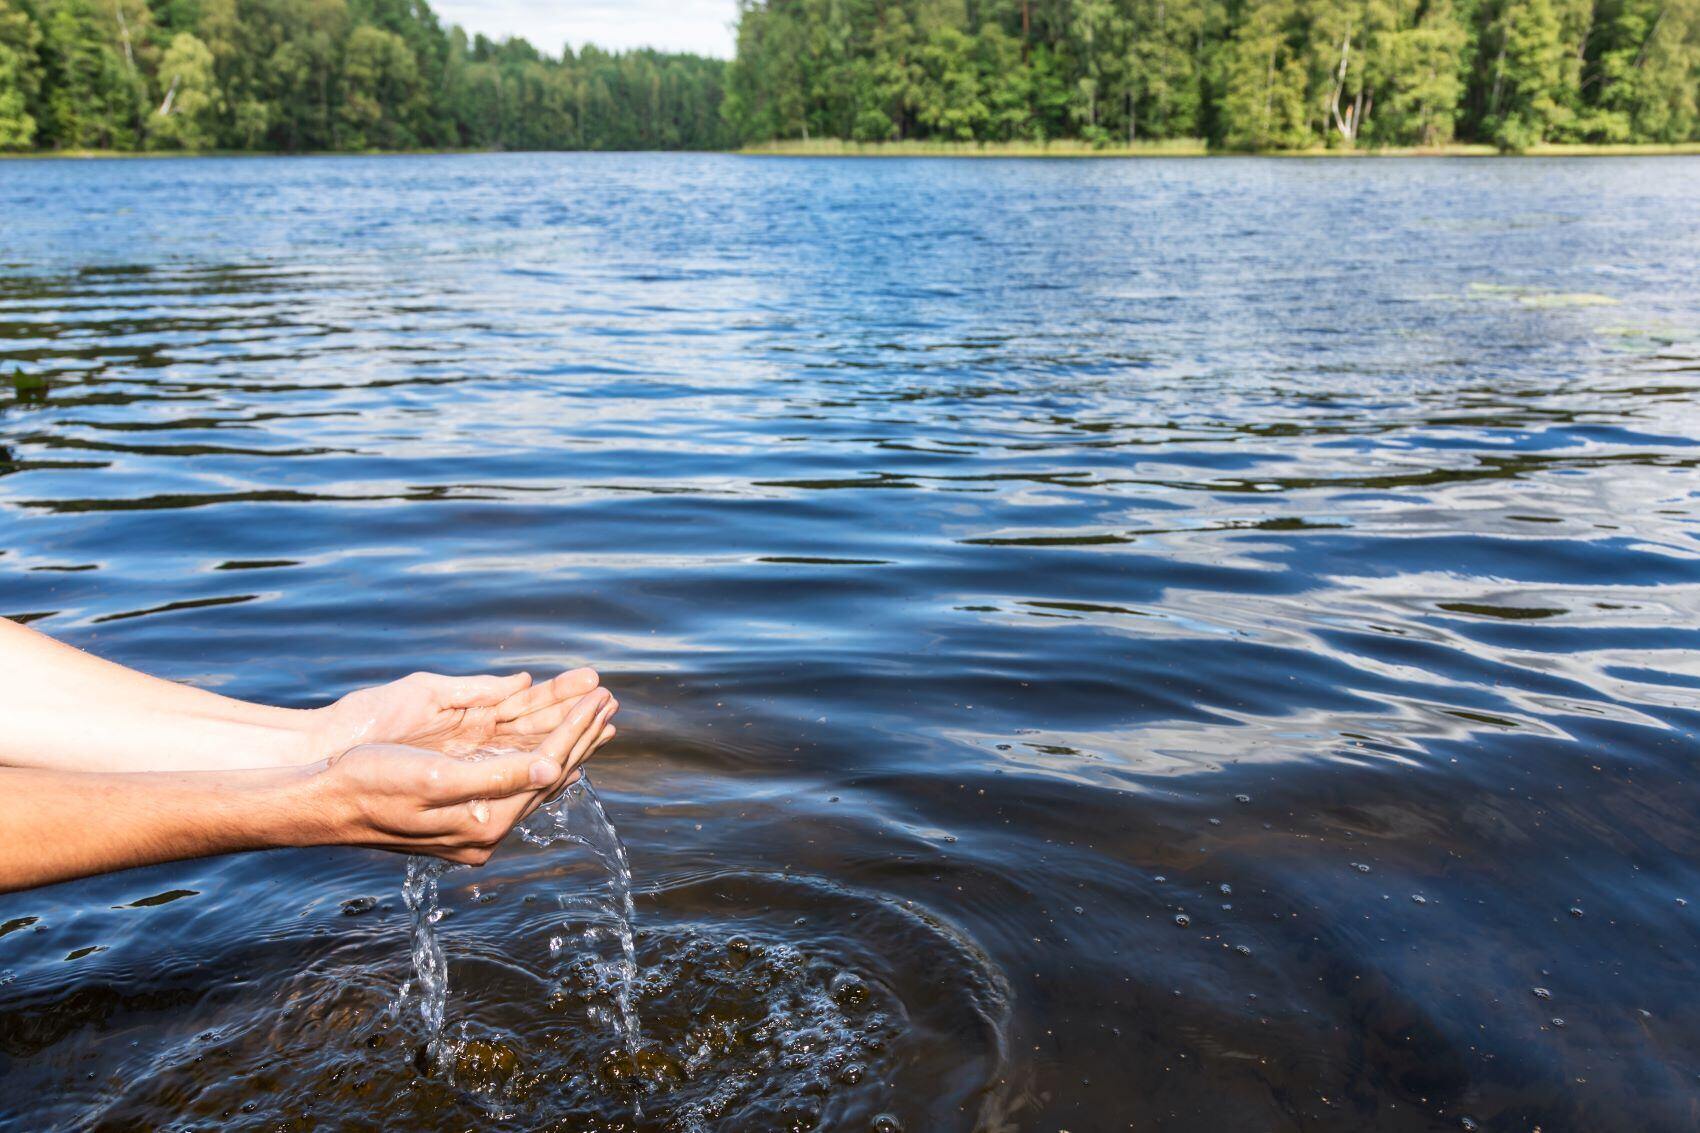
[530,759,555,786]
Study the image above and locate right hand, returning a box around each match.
[304,686,618,865]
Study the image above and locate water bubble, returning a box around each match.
[1569,907,1584,918]
[339,896,377,916]
[830,971,871,1011]
[1234,795,1251,804]
[1219,883,1233,896]
[871,1116,904,1133]
[1208,818,1222,827]
[1532,987,1552,1000]
[1351,863,1371,873]
[1174,914,1192,928]
[1551,1017,1566,1027]
[1460,1119,1479,1132]
[1234,944,1253,956]
[1411,895,1427,905]
[1073,905,1085,915]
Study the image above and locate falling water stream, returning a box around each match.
[401,775,644,1082]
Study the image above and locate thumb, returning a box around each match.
[426,749,558,804]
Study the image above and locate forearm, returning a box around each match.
[0,617,320,772]
[0,766,321,894]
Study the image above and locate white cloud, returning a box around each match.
[429,0,740,59]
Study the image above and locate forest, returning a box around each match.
[0,0,1696,153]
[727,0,1700,149]
[0,0,733,152]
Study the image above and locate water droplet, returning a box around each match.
[1154,876,1167,883]
[1219,883,1233,896]
[1174,914,1192,928]
[1532,987,1552,1000]
[1234,794,1251,804]
[871,1116,904,1133]
[1208,818,1222,826]
[340,896,377,916]
[1234,944,1253,956]
[1073,905,1085,915]
[1411,894,1427,905]
[1351,863,1371,873]
[1569,907,1584,918]
[1460,1119,1479,1132]
[1551,1017,1566,1028]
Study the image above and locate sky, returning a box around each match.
[429,0,741,59]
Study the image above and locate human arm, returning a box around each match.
[0,617,613,773]
[0,685,619,894]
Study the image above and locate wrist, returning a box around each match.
[252,763,343,850]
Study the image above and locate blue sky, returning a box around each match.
[431,0,740,58]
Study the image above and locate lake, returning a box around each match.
[1,153,1698,1132]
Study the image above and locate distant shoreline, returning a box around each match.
[741,138,1700,159]
[6,140,1700,161]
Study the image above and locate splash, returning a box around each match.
[399,775,644,1076]
[520,777,645,1061]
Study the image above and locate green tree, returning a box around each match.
[1586,0,1700,140]
[148,32,223,149]
[38,0,145,148]
[0,0,44,149]
[1364,0,1469,145]
[1481,0,1577,147]
[338,23,422,149]
[913,23,987,137]
[1218,0,1313,148]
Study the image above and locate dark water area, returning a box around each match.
[1,153,1698,1131]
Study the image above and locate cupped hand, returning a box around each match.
[306,685,619,865]
[312,667,611,760]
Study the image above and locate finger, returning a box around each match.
[435,672,532,709]
[535,687,612,765]
[424,748,560,805]
[531,724,613,807]
[495,668,600,724]
[565,698,619,773]
[494,688,602,738]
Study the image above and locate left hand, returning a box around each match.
[311,668,612,760]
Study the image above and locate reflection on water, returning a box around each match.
[0,153,1698,1131]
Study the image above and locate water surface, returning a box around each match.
[1,154,1699,1131]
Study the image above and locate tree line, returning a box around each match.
[726,0,1700,149]
[0,0,733,152]
[2,0,1695,153]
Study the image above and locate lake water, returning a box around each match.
[1,153,1698,1132]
